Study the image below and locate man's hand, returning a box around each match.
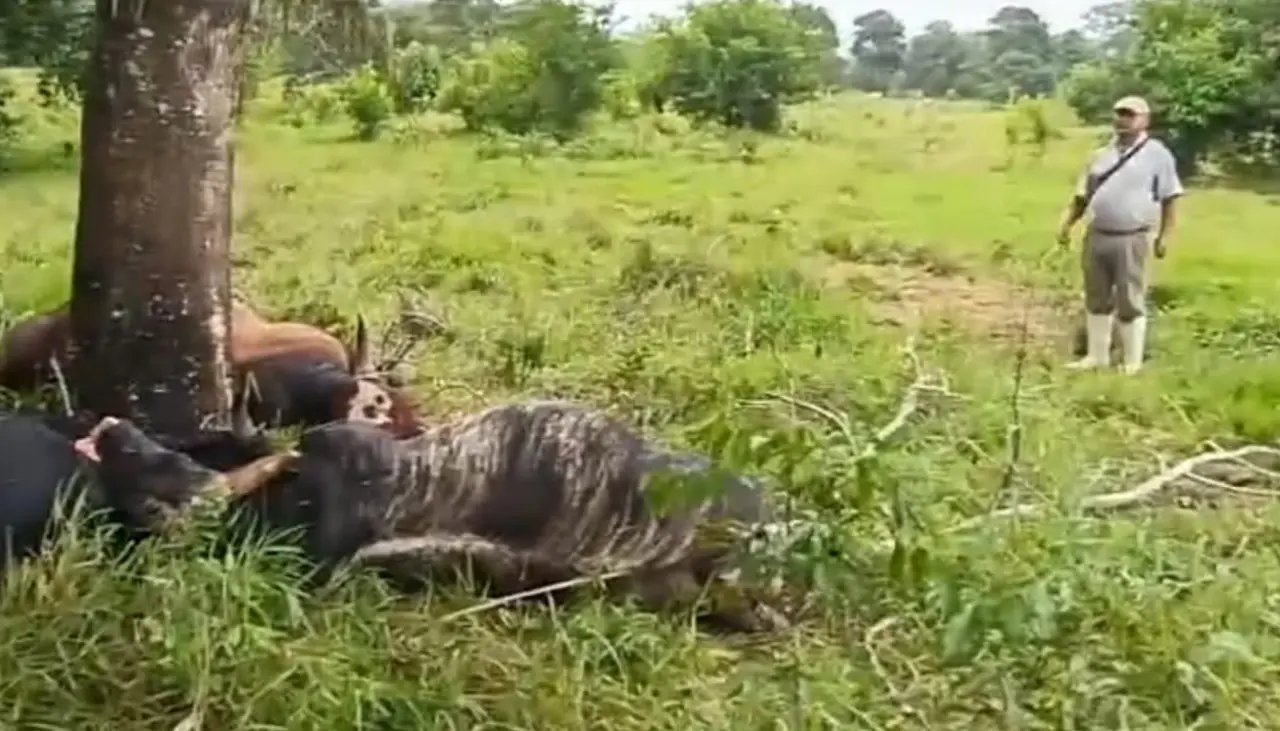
[1056,226,1072,248]
[1153,235,1167,259]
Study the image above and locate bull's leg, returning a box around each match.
[352,533,582,600]
[223,451,300,497]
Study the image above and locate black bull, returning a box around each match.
[0,414,98,566]
[81,401,789,631]
[0,412,275,568]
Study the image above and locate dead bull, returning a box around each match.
[0,413,100,567]
[0,300,427,438]
[0,410,277,569]
[83,401,787,632]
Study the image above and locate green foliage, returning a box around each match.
[0,0,92,103]
[436,39,541,134]
[384,0,503,52]
[902,21,983,98]
[888,7,1091,103]
[385,40,443,114]
[282,78,343,127]
[338,65,393,140]
[26,0,1276,177]
[1060,59,1140,123]
[0,72,23,159]
[849,9,907,93]
[436,0,617,139]
[1061,0,1280,175]
[1003,96,1070,160]
[1128,0,1276,172]
[241,40,285,113]
[599,68,642,120]
[788,1,844,88]
[261,0,386,79]
[640,0,823,132]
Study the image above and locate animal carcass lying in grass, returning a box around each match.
[0,413,100,567]
[78,401,788,631]
[0,299,427,437]
[0,406,284,569]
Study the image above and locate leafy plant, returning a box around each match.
[338,64,393,140]
[639,0,824,132]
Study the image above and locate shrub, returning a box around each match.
[386,41,443,114]
[638,0,824,132]
[437,39,540,134]
[338,65,393,140]
[434,0,618,139]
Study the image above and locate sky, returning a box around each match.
[606,0,1098,38]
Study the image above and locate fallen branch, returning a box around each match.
[745,338,957,460]
[945,444,1280,535]
[435,570,631,623]
[863,616,902,698]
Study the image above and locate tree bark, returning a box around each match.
[70,0,250,442]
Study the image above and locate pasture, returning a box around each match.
[3,76,1280,729]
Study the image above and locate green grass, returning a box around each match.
[4,73,1280,729]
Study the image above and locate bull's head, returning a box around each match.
[75,378,298,537]
[339,308,433,439]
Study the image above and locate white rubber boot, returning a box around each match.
[1066,314,1113,370]
[1118,316,1147,374]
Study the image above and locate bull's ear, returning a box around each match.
[350,315,372,375]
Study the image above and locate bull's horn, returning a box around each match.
[223,450,300,498]
[231,370,260,439]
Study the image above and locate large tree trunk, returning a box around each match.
[70,0,250,441]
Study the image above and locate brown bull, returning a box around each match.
[0,299,425,437]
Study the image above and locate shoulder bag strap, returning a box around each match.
[1082,137,1150,208]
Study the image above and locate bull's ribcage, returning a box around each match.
[374,442,706,574]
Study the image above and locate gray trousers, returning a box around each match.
[1082,228,1150,322]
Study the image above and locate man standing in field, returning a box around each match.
[1056,95,1183,375]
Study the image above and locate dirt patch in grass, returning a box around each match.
[823,260,1073,344]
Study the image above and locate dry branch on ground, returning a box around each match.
[745,338,960,462]
[947,443,1280,535]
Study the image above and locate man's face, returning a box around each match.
[1113,107,1146,135]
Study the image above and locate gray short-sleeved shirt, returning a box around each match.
[1076,135,1183,233]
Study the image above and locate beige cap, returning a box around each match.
[1113,96,1151,115]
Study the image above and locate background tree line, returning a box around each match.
[1,0,1278,175]
[847,0,1279,175]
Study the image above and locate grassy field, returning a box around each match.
[3,74,1280,729]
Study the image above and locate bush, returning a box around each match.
[281,77,343,127]
[434,0,618,139]
[338,65,393,140]
[600,69,642,120]
[1061,61,1140,125]
[1004,96,1073,157]
[386,41,443,114]
[638,0,824,132]
[437,39,541,134]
